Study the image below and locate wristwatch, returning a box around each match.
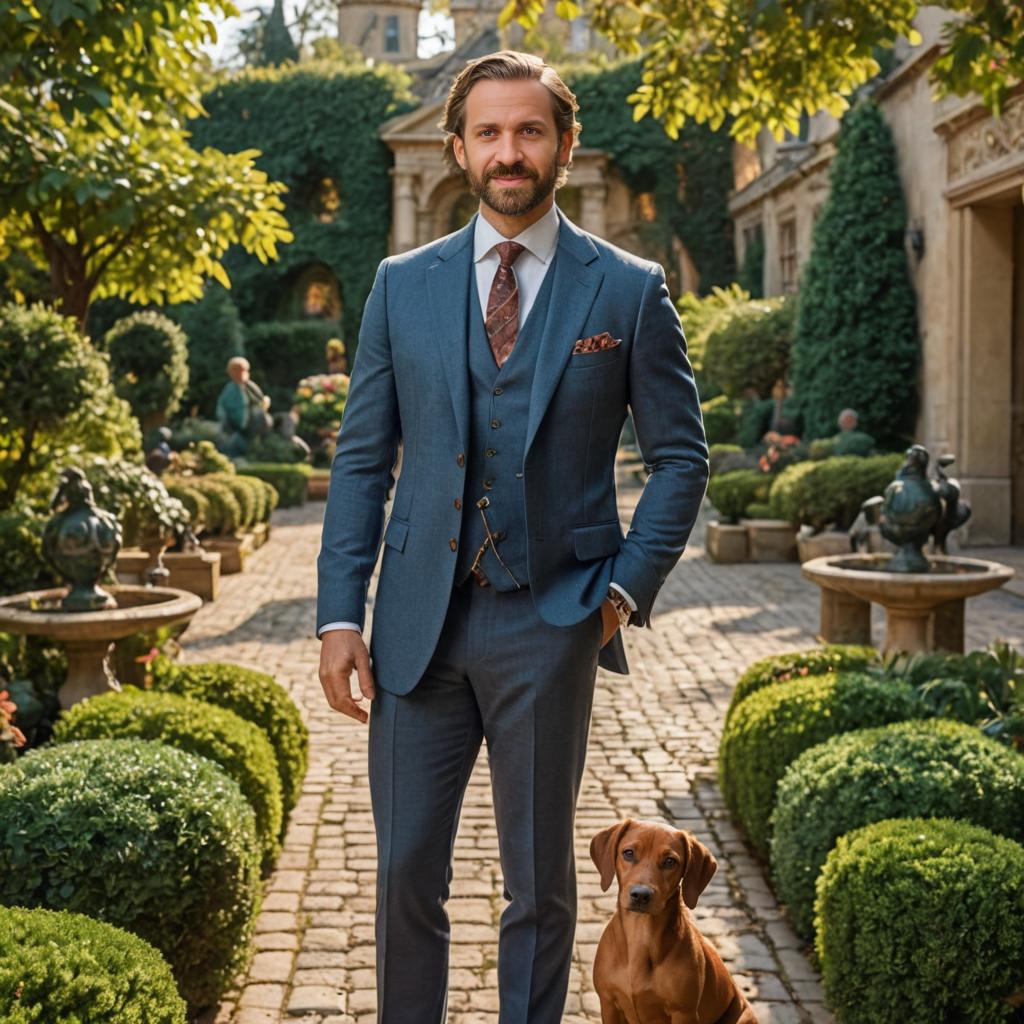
[606,587,633,630]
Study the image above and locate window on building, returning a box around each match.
[779,217,798,294]
[384,15,399,52]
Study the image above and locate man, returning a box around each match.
[215,356,272,456]
[317,51,708,1023]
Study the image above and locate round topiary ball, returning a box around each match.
[725,644,878,725]
[815,818,1024,1024]
[0,905,187,1024]
[0,739,261,1011]
[151,659,308,829]
[52,688,282,872]
[770,719,1024,939]
[718,672,925,857]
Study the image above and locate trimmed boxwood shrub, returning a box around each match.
[238,462,312,507]
[706,469,769,524]
[816,818,1024,1024]
[768,452,902,531]
[164,480,211,535]
[718,672,925,857]
[770,719,1024,938]
[179,474,242,534]
[0,905,187,1024]
[0,739,261,1010]
[53,689,282,871]
[151,658,309,828]
[700,394,737,446]
[726,645,878,724]
[703,295,795,400]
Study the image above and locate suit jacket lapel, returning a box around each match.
[427,216,476,455]
[525,209,603,455]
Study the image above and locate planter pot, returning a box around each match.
[250,522,270,549]
[202,532,255,575]
[705,521,749,563]
[115,548,151,584]
[742,518,798,562]
[307,473,330,501]
[797,530,853,563]
[164,549,221,602]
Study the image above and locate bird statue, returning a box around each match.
[932,454,971,554]
[878,445,942,573]
[42,467,122,611]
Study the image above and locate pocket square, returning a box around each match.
[573,331,621,354]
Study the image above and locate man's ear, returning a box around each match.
[678,830,717,909]
[590,819,633,892]
[452,133,467,170]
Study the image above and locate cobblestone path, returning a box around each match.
[191,472,1023,1024]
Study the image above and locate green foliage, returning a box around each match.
[164,482,211,536]
[0,739,261,1010]
[727,645,879,724]
[718,672,925,857]
[171,475,242,535]
[703,296,795,400]
[791,103,920,447]
[706,469,769,524]
[202,471,275,529]
[0,905,186,1024]
[189,62,416,347]
[708,443,752,477]
[677,283,751,398]
[261,0,299,66]
[566,61,735,293]
[736,396,796,448]
[151,658,309,826]
[700,395,738,446]
[54,689,282,871]
[815,817,1024,1024]
[770,718,1024,938]
[179,439,236,476]
[737,231,765,298]
[245,320,341,410]
[238,463,312,508]
[768,453,902,531]
[103,311,189,425]
[0,302,140,509]
[0,501,54,595]
[833,429,876,456]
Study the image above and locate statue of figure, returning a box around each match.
[932,454,971,554]
[325,337,348,375]
[215,357,272,457]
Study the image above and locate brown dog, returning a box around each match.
[590,819,759,1024]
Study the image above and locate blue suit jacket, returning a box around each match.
[316,209,709,695]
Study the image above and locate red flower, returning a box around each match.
[135,647,160,665]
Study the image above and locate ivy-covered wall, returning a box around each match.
[189,61,416,347]
[567,60,736,294]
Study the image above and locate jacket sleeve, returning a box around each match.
[316,259,400,633]
[610,263,709,626]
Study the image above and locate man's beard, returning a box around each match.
[466,157,559,217]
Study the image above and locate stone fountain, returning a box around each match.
[0,468,201,709]
[802,445,1014,653]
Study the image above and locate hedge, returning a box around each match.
[174,474,242,534]
[706,469,769,524]
[53,689,282,872]
[770,719,1024,939]
[0,739,261,1010]
[0,905,187,1024]
[718,671,925,857]
[700,395,737,446]
[768,453,902,531]
[703,295,795,400]
[238,462,312,508]
[151,658,309,828]
[725,645,878,725]
[816,818,1024,1024]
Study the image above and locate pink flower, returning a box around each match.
[135,647,160,665]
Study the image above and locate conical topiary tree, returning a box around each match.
[790,102,920,448]
[261,0,298,66]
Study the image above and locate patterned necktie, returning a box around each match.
[485,240,526,368]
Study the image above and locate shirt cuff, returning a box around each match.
[318,621,362,638]
[608,582,637,612]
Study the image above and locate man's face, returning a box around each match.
[452,78,573,219]
[229,360,251,384]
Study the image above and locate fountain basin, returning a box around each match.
[802,554,1014,653]
[0,585,202,708]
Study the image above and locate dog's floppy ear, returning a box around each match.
[590,819,634,892]
[678,830,717,909]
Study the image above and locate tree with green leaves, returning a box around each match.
[790,103,919,448]
[262,0,300,65]
[500,1,1024,143]
[0,0,294,328]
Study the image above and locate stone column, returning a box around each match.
[393,171,418,254]
[580,181,607,237]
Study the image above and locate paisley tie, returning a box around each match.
[485,241,526,367]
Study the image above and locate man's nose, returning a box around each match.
[628,885,653,910]
[495,133,522,167]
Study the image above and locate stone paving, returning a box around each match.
[187,470,1024,1024]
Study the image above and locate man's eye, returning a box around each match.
[622,849,634,861]
[523,127,539,135]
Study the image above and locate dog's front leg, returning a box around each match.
[598,993,630,1024]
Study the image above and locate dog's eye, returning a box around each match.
[622,849,634,861]
[663,856,678,868]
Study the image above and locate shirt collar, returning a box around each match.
[473,202,560,266]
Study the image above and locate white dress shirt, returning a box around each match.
[319,203,634,638]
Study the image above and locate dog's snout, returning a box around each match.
[628,885,653,910]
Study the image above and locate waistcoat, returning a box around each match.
[454,254,558,590]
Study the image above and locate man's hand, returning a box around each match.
[319,629,376,724]
[600,598,620,648]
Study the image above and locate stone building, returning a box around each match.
[729,8,1024,546]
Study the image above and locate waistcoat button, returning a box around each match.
[485,448,496,457]
[457,453,465,467]
[490,419,501,429]
[454,498,462,510]
[449,538,458,551]
[493,387,503,396]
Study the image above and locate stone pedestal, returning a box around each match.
[203,533,255,575]
[818,589,872,645]
[706,521,749,563]
[797,531,853,563]
[165,550,221,602]
[743,519,798,562]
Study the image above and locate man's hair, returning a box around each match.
[439,50,581,188]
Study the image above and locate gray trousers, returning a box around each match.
[368,578,603,1023]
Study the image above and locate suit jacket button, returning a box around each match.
[485,448,497,457]
[456,453,465,467]
[449,538,458,551]
[454,498,462,510]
